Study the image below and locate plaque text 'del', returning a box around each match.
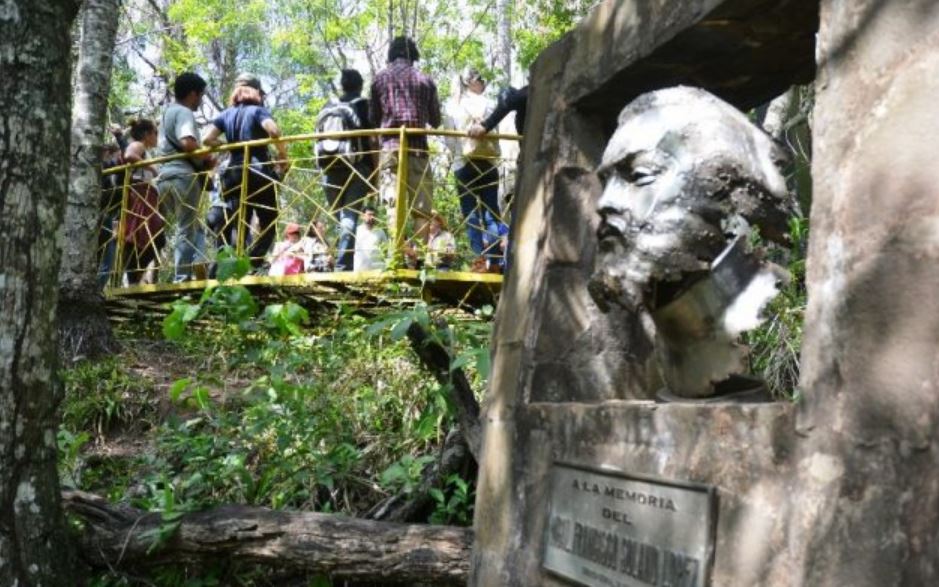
[543,463,716,587]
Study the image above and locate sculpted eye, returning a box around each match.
[628,165,657,186]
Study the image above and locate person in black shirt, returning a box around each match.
[468,85,529,136]
[322,68,374,270]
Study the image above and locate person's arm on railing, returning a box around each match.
[468,86,527,137]
[202,125,223,148]
[261,118,290,175]
[123,141,158,177]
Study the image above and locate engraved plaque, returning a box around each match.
[543,463,716,587]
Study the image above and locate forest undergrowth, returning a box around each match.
[59,218,807,585]
[60,255,489,586]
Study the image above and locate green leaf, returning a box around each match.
[450,354,473,372]
[216,247,251,282]
[429,488,445,504]
[192,386,211,410]
[475,348,491,381]
[169,378,192,403]
[162,310,185,340]
[390,317,413,341]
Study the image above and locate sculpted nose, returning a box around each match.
[596,182,625,216]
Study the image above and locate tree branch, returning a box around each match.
[405,322,482,460]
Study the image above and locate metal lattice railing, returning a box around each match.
[99,128,520,291]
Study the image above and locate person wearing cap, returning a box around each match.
[203,74,289,270]
[370,36,441,245]
[234,72,263,93]
[155,72,212,282]
[444,67,502,270]
[268,222,307,276]
[425,210,456,270]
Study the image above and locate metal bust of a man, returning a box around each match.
[588,86,795,399]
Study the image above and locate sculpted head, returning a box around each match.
[592,86,791,311]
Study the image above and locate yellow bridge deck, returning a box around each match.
[104,270,502,320]
[101,127,517,320]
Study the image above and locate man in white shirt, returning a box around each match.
[353,207,388,271]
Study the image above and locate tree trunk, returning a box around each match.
[60,0,122,361]
[0,1,82,585]
[496,0,512,84]
[64,490,473,585]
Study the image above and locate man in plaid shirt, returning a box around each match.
[370,36,442,246]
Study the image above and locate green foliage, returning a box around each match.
[429,473,475,525]
[57,429,91,490]
[61,358,157,437]
[380,454,436,494]
[515,0,594,69]
[747,217,809,399]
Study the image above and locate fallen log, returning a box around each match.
[63,490,473,585]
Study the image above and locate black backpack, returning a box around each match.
[315,97,364,167]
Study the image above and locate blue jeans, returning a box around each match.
[324,161,372,271]
[455,161,501,260]
[157,174,206,281]
[97,213,117,287]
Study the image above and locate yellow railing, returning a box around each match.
[99,128,520,290]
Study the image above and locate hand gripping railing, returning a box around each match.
[99,127,521,290]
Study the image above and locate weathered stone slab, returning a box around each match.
[792,1,939,585]
[509,402,796,586]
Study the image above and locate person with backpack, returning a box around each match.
[315,69,374,271]
[202,74,289,270]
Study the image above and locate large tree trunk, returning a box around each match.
[64,490,472,585]
[59,0,122,361]
[0,1,83,585]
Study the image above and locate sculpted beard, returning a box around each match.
[588,219,640,313]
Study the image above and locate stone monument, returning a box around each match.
[471,0,939,585]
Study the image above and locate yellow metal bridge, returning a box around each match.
[100,128,519,319]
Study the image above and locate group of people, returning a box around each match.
[101,35,527,285]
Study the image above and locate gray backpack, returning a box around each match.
[315,98,364,167]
